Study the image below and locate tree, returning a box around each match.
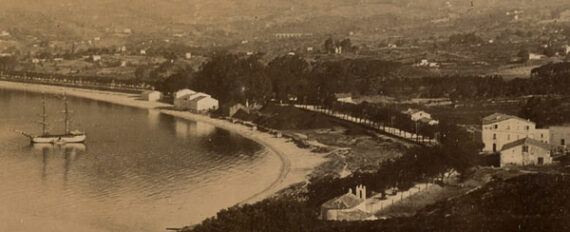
[193,53,271,105]
[0,56,17,71]
[324,37,335,54]
[543,47,556,57]
[267,55,310,101]
[155,71,193,94]
[517,48,529,62]
[340,39,352,53]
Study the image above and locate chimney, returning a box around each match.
[355,185,367,200]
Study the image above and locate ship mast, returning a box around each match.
[63,93,70,134]
[39,95,48,136]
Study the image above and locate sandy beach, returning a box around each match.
[0,81,325,208]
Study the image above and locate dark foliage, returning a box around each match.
[519,97,570,127]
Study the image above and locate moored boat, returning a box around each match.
[18,93,86,144]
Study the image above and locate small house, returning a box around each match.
[92,55,102,62]
[185,52,192,59]
[321,185,374,221]
[500,138,552,167]
[141,90,162,102]
[528,53,545,60]
[140,49,147,55]
[403,108,432,122]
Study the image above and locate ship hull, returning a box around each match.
[32,134,86,144]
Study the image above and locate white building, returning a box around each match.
[140,49,146,55]
[141,90,162,102]
[173,88,196,99]
[403,108,432,122]
[92,55,102,62]
[528,53,545,60]
[481,113,549,153]
[500,138,552,167]
[174,92,218,112]
[190,96,219,112]
[185,52,192,59]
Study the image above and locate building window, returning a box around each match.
[541,134,544,138]
[493,143,497,152]
[494,125,498,129]
[562,139,566,146]
[493,134,497,139]
[522,145,529,152]
[526,126,530,130]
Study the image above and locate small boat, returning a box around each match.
[18,93,86,144]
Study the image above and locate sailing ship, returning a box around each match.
[17,93,86,144]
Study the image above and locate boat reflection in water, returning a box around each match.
[31,143,87,180]
[32,143,87,152]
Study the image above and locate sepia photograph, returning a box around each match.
[1,0,570,231]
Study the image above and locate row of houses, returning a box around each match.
[481,113,570,167]
[141,88,219,113]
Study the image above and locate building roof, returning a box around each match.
[501,137,551,151]
[190,95,210,102]
[482,113,533,125]
[321,193,363,210]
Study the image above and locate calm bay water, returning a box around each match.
[0,88,280,232]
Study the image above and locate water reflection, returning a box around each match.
[147,110,161,129]
[174,118,216,139]
[31,143,87,181]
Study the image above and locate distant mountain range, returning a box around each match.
[0,0,569,43]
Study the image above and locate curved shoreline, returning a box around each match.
[0,80,324,218]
